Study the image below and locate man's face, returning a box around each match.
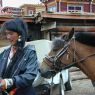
[5,30,19,46]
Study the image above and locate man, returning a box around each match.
[0,18,38,95]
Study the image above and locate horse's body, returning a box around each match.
[70,40,95,81]
[39,29,95,87]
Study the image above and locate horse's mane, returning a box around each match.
[52,32,95,49]
[75,32,95,46]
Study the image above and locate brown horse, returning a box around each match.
[39,28,95,87]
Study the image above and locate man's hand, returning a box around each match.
[0,79,6,91]
[9,88,17,95]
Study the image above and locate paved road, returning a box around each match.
[47,68,95,95]
[65,67,95,95]
[65,79,95,95]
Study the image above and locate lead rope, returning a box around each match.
[59,72,65,95]
[72,28,76,63]
[50,75,54,95]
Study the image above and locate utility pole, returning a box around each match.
[0,0,2,7]
[40,0,48,12]
[56,0,61,12]
[88,0,93,13]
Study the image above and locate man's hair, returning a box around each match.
[1,18,28,48]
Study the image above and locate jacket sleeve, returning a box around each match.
[12,46,39,88]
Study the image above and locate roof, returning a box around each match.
[40,12,95,32]
[20,3,45,8]
[2,6,21,11]
[0,15,34,22]
[41,12,95,20]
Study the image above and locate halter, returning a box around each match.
[44,41,70,71]
[44,37,95,72]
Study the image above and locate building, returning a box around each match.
[37,0,95,40]
[1,7,23,16]
[0,1,95,41]
[36,12,95,40]
[20,4,45,16]
[0,4,45,17]
[0,0,2,7]
[40,0,95,13]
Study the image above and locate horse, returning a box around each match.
[39,28,95,88]
[30,40,72,95]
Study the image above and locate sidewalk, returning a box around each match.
[65,67,95,95]
[65,79,95,95]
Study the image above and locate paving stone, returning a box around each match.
[65,67,95,95]
[65,79,95,95]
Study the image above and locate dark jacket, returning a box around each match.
[0,45,39,95]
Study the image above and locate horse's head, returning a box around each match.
[33,29,95,87]
[40,28,74,78]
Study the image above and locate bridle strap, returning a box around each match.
[54,43,69,62]
[43,57,54,69]
[75,52,95,64]
[44,45,69,70]
[62,52,95,69]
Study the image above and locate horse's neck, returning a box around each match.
[71,41,95,81]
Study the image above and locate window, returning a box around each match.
[67,5,83,13]
[48,6,57,12]
[28,10,33,16]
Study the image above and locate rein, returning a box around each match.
[61,38,95,69]
[61,39,95,69]
[43,57,54,69]
[44,43,69,71]
[43,29,95,71]
[44,39,95,71]
[62,52,95,69]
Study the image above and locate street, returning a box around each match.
[65,67,95,95]
[65,79,95,95]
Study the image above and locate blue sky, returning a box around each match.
[3,0,41,7]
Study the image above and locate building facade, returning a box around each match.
[0,4,45,16]
[39,0,95,40]
[1,7,23,16]
[0,0,2,7]
[40,0,95,14]
[20,4,45,16]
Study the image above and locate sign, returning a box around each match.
[41,21,56,31]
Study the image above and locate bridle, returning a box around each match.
[43,38,95,72]
[43,41,70,71]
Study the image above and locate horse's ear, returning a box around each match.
[67,28,74,41]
